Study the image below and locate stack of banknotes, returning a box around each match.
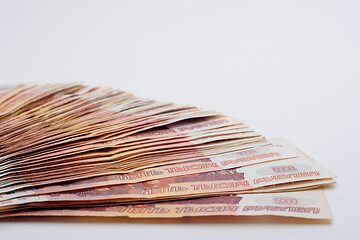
[0,83,336,219]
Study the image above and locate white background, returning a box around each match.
[0,0,359,239]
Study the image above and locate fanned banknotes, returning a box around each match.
[0,84,336,220]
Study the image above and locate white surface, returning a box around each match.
[0,0,359,239]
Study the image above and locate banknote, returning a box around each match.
[0,155,335,212]
[0,138,334,201]
[1,189,332,219]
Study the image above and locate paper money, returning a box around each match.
[0,155,335,213]
[0,138,297,198]
[0,137,330,201]
[1,189,332,219]
[0,84,336,220]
